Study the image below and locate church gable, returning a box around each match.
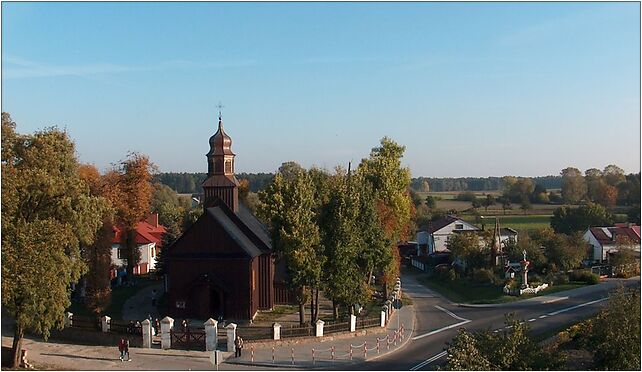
[169,209,257,259]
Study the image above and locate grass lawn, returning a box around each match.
[415,275,587,304]
[461,214,552,233]
[253,304,299,323]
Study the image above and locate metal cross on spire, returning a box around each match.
[216,102,225,121]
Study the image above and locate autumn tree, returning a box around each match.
[78,163,116,316]
[358,137,413,292]
[561,167,587,204]
[1,115,109,367]
[258,165,323,325]
[104,153,155,276]
[543,233,587,272]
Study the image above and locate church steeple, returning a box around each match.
[203,109,239,211]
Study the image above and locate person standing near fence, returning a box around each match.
[124,338,132,361]
[234,335,244,358]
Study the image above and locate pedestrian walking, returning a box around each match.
[234,335,244,358]
[124,338,131,361]
[118,338,126,361]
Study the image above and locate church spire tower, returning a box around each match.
[203,107,239,211]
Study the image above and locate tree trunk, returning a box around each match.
[313,288,319,322]
[383,282,389,299]
[298,287,306,326]
[367,269,373,285]
[11,323,24,368]
[333,301,339,320]
[309,287,314,324]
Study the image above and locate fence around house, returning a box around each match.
[235,326,273,341]
[69,315,100,331]
[322,320,351,334]
[170,326,206,351]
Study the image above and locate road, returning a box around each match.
[348,274,640,371]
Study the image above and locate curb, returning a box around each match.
[366,307,414,362]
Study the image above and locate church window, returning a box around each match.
[225,160,232,174]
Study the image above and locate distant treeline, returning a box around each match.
[155,172,274,193]
[410,176,562,192]
[157,172,563,194]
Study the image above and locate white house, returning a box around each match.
[424,216,481,254]
[583,224,640,264]
[111,214,166,276]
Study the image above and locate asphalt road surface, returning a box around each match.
[346,275,640,371]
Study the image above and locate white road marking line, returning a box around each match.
[409,350,448,371]
[547,297,607,316]
[434,305,469,322]
[411,320,470,340]
[539,315,547,319]
[528,318,536,322]
[411,306,472,340]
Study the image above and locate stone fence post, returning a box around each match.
[204,318,218,351]
[350,314,356,332]
[141,319,152,348]
[380,309,386,327]
[101,315,111,333]
[273,323,281,340]
[160,316,174,350]
[315,319,324,337]
[226,323,237,352]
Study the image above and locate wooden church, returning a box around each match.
[166,114,275,321]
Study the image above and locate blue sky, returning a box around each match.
[2,2,640,177]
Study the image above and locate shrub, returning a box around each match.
[570,270,600,284]
[435,265,457,281]
[554,273,569,285]
[472,268,499,285]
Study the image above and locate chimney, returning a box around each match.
[147,213,159,228]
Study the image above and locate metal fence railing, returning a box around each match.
[356,317,380,330]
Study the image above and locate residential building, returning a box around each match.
[583,224,641,263]
[110,214,166,276]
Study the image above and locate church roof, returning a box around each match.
[207,207,264,258]
[237,203,272,249]
[202,174,239,188]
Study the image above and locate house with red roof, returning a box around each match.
[583,223,641,263]
[111,213,166,276]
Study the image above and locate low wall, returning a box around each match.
[503,283,549,296]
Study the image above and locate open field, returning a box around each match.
[461,214,552,232]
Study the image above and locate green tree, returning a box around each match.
[544,233,587,272]
[1,117,108,368]
[445,328,492,370]
[258,166,323,325]
[447,232,488,274]
[581,286,640,370]
[319,170,369,318]
[503,234,547,270]
[482,194,496,211]
[609,236,640,278]
[425,195,437,209]
[550,203,614,234]
[561,167,587,204]
[445,314,565,370]
[358,137,413,291]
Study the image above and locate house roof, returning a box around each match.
[589,226,641,245]
[426,216,476,234]
[112,215,166,246]
[500,228,518,236]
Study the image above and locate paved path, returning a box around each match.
[2,296,413,370]
[122,283,164,321]
[227,305,414,369]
